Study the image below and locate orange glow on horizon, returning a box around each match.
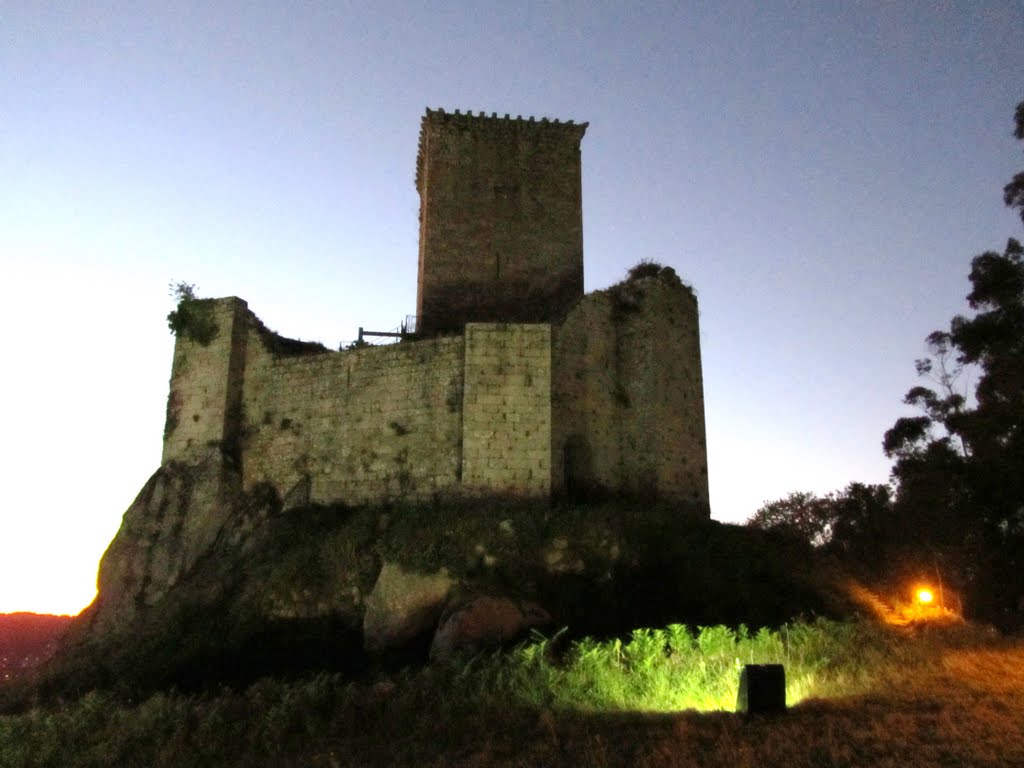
[0,596,91,617]
[0,581,95,617]
[916,588,935,605]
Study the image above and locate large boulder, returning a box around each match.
[362,562,454,653]
[430,594,550,663]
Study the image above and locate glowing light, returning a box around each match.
[916,588,934,605]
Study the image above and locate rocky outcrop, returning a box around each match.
[52,450,377,695]
[361,566,553,661]
[430,595,550,663]
[31,454,844,705]
[362,562,454,653]
[89,448,248,634]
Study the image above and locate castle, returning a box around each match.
[162,108,710,512]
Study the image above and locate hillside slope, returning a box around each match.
[0,614,72,681]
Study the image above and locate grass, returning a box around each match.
[476,620,854,713]
[3,618,1022,766]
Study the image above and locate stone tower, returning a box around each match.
[415,109,588,336]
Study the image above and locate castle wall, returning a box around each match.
[163,300,565,506]
[416,110,587,335]
[162,298,249,464]
[552,275,710,510]
[462,324,551,495]
[162,289,708,510]
[239,330,465,505]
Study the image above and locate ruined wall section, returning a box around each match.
[162,279,704,510]
[552,276,710,511]
[416,109,587,335]
[239,331,466,506]
[462,324,551,495]
[162,298,249,464]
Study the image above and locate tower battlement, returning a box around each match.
[415,108,589,191]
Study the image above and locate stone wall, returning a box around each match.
[239,329,466,506]
[160,110,709,518]
[163,301,564,506]
[162,277,709,514]
[462,324,551,495]
[552,274,709,508]
[162,298,249,464]
[415,109,587,335]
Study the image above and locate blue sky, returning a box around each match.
[1,1,1021,614]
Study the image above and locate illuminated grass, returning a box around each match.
[477,618,882,712]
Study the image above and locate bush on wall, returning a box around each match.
[166,282,219,346]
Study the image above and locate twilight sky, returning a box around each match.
[1,1,1021,615]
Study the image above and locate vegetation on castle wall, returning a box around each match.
[253,319,331,357]
[165,282,219,346]
[605,260,693,322]
[624,259,687,288]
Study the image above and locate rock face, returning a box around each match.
[90,448,248,634]
[362,562,454,653]
[56,449,377,693]
[430,595,550,663]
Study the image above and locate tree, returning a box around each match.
[1003,101,1024,225]
[166,281,219,345]
[883,101,1024,627]
[747,491,834,547]
[751,103,1024,626]
[748,483,893,565]
[882,244,1023,624]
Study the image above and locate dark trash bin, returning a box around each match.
[737,663,786,714]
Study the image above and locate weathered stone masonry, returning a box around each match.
[162,276,708,509]
[165,300,465,505]
[553,277,708,504]
[416,109,586,335]
[462,324,551,496]
[161,108,710,512]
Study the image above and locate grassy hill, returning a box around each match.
[1,618,1022,767]
[8,495,1015,766]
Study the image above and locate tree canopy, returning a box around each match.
[1003,101,1024,226]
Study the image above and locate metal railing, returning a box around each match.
[339,316,418,350]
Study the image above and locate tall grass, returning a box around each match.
[0,619,997,768]
[475,618,881,712]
